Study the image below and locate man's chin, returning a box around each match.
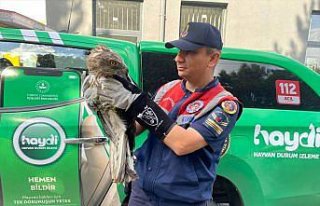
[177,71,188,79]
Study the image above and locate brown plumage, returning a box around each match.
[86,45,128,80]
[82,45,137,184]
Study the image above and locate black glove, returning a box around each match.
[111,75,175,140]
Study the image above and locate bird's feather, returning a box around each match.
[82,45,137,183]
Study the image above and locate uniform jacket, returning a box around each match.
[134,78,242,205]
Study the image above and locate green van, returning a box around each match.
[0,27,319,206]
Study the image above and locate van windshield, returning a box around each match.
[0,41,88,70]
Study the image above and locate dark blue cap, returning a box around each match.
[165,22,223,51]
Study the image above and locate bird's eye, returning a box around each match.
[109,60,118,66]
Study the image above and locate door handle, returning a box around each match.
[64,137,108,145]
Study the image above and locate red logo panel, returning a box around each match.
[275,80,301,105]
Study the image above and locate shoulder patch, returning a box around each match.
[221,100,237,115]
[204,108,230,136]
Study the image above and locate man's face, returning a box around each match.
[174,47,220,81]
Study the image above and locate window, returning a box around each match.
[215,60,320,111]
[96,0,142,42]
[180,1,227,36]
[0,42,88,70]
[141,52,320,111]
[305,11,320,73]
[141,52,178,97]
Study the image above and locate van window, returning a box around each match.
[215,60,320,111]
[0,42,88,69]
[141,52,178,97]
[142,53,320,111]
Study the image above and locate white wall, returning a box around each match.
[46,0,92,35]
[225,0,320,62]
[152,0,320,63]
[142,0,162,40]
[142,0,182,42]
[9,0,319,63]
[164,0,182,42]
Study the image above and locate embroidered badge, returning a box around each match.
[180,31,188,38]
[205,118,223,135]
[180,24,189,38]
[137,105,159,126]
[221,101,237,115]
[220,137,230,157]
[204,110,230,135]
[210,111,229,127]
[177,114,194,125]
[186,100,204,114]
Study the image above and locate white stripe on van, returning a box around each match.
[48,32,64,45]
[21,29,39,42]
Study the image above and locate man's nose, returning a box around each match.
[175,51,185,62]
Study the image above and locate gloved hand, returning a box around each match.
[100,76,175,141]
[97,76,141,111]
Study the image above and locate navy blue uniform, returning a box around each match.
[129,79,240,205]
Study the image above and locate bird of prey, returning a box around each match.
[82,45,137,183]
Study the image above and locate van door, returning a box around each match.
[138,43,320,206]
[0,67,82,206]
[215,58,320,206]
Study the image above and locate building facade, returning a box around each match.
[1,0,320,71]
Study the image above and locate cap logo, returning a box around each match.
[180,24,190,38]
[180,31,188,38]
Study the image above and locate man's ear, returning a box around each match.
[208,51,221,68]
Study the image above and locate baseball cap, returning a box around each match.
[165,22,223,51]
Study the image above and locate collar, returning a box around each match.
[181,77,220,93]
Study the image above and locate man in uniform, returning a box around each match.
[99,22,242,205]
